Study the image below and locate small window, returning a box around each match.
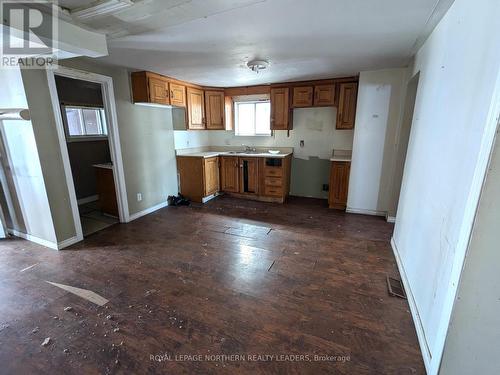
[234,101,271,136]
[63,106,108,139]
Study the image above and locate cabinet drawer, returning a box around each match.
[264,167,283,177]
[264,185,283,196]
[264,177,283,187]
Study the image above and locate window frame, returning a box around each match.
[61,105,108,142]
[234,100,271,137]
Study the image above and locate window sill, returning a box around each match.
[234,134,272,137]
[66,136,109,143]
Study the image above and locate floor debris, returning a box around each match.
[64,306,73,312]
[46,281,109,306]
[106,315,113,320]
[41,337,51,347]
[31,327,39,334]
[63,349,70,354]
[20,263,39,273]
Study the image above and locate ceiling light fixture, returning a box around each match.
[247,59,269,73]
[71,0,134,20]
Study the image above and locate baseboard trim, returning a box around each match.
[346,207,386,216]
[77,195,99,205]
[58,235,82,250]
[7,228,58,250]
[127,201,168,222]
[391,237,432,373]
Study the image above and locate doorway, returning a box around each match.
[389,72,420,220]
[47,67,129,241]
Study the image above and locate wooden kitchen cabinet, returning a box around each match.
[336,82,358,129]
[205,90,225,130]
[329,161,350,209]
[239,157,259,194]
[270,87,291,130]
[94,165,119,217]
[169,82,186,107]
[177,156,220,202]
[220,156,239,192]
[131,71,170,105]
[291,84,335,108]
[314,84,335,106]
[292,86,313,107]
[187,87,206,129]
[204,157,219,196]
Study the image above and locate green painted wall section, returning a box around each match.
[290,157,330,200]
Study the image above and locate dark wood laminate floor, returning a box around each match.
[0,196,424,374]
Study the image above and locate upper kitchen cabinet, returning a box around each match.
[314,84,335,106]
[270,87,291,130]
[336,82,358,129]
[205,90,225,130]
[292,86,313,107]
[131,71,170,105]
[187,87,206,130]
[169,82,186,107]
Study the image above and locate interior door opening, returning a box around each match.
[48,67,129,244]
[54,75,119,237]
[391,72,420,219]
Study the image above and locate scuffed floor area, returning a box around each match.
[0,196,424,374]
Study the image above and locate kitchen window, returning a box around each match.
[234,101,271,136]
[62,106,108,140]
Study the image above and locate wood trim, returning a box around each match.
[224,85,271,96]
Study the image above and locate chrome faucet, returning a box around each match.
[242,144,256,153]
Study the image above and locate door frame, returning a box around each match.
[46,66,129,246]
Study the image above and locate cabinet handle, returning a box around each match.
[171,91,174,98]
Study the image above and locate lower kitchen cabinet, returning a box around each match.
[177,154,292,204]
[220,156,239,192]
[177,156,220,203]
[239,157,259,194]
[328,161,351,209]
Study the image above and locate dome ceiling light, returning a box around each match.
[247,59,269,73]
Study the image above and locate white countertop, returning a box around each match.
[93,163,114,169]
[330,156,351,162]
[178,151,292,158]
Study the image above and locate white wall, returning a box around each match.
[347,68,407,215]
[439,126,500,375]
[0,68,57,246]
[392,0,500,373]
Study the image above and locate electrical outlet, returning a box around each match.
[300,140,305,147]
[137,193,142,202]
[322,184,329,192]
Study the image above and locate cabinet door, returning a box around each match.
[220,156,239,192]
[337,82,358,129]
[169,83,186,107]
[239,157,259,194]
[205,90,225,130]
[270,87,290,130]
[187,87,205,129]
[329,161,350,209]
[204,157,219,196]
[314,84,335,106]
[148,77,169,105]
[292,86,313,107]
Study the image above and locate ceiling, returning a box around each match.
[61,0,452,87]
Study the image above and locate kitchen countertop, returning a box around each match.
[93,163,114,169]
[330,155,352,162]
[330,149,352,162]
[178,151,292,158]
